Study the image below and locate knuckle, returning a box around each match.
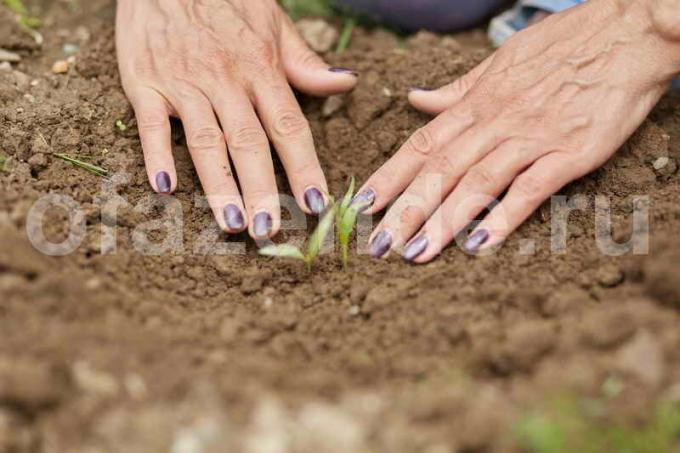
[406,127,437,157]
[273,110,309,139]
[463,164,497,190]
[514,173,547,201]
[136,113,167,133]
[229,126,269,152]
[187,127,224,152]
[398,205,426,227]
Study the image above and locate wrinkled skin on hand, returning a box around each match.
[359,0,680,262]
[116,0,357,238]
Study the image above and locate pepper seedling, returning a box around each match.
[259,202,338,270]
[335,176,367,268]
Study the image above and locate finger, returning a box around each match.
[372,139,533,260]
[279,14,358,96]
[462,153,585,253]
[353,106,476,215]
[129,87,176,194]
[251,76,329,215]
[211,88,281,238]
[174,91,247,234]
[409,54,495,115]
[400,143,540,263]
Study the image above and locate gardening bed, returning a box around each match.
[1,1,679,451]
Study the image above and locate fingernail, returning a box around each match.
[350,188,375,212]
[464,229,490,254]
[304,187,326,215]
[329,67,358,76]
[370,230,392,258]
[253,212,273,238]
[155,171,172,194]
[403,234,429,261]
[223,204,245,231]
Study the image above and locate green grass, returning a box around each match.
[279,0,334,19]
[54,153,109,177]
[515,395,680,453]
[335,17,356,53]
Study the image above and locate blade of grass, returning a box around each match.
[54,153,109,177]
[4,0,27,15]
[336,18,355,53]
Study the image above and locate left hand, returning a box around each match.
[356,0,680,262]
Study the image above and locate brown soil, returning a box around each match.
[1,1,679,452]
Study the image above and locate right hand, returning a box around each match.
[115,0,357,238]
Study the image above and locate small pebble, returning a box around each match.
[51,60,69,74]
[322,95,345,117]
[63,43,79,55]
[653,156,669,170]
[0,48,21,63]
[295,19,338,53]
[349,305,360,316]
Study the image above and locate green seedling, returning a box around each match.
[335,176,366,268]
[54,153,109,177]
[0,154,7,172]
[4,0,43,42]
[115,120,128,132]
[336,17,355,53]
[260,202,338,269]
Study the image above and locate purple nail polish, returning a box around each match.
[329,67,358,76]
[253,212,273,238]
[223,204,245,231]
[350,188,376,212]
[156,171,171,194]
[304,187,326,215]
[403,234,429,261]
[464,229,490,253]
[370,230,392,258]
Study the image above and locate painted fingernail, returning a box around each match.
[463,229,490,254]
[350,188,375,212]
[329,67,358,76]
[253,212,273,238]
[403,234,429,261]
[155,171,171,194]
[223,204,245,231]
[370,230,392,258]
[304,187,326,215]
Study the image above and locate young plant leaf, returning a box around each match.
[339,176,356,214]
[259,244,306,261]
[307,204,337,264]
[115,120,128,131]
[54,153,110,177]
[0,154,7,172]
[338,204,362,267]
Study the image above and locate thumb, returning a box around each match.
[279,16,358,97]
[409,54,495,115]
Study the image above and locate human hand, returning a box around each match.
[116,0,357,238]
[355,0,680,262]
